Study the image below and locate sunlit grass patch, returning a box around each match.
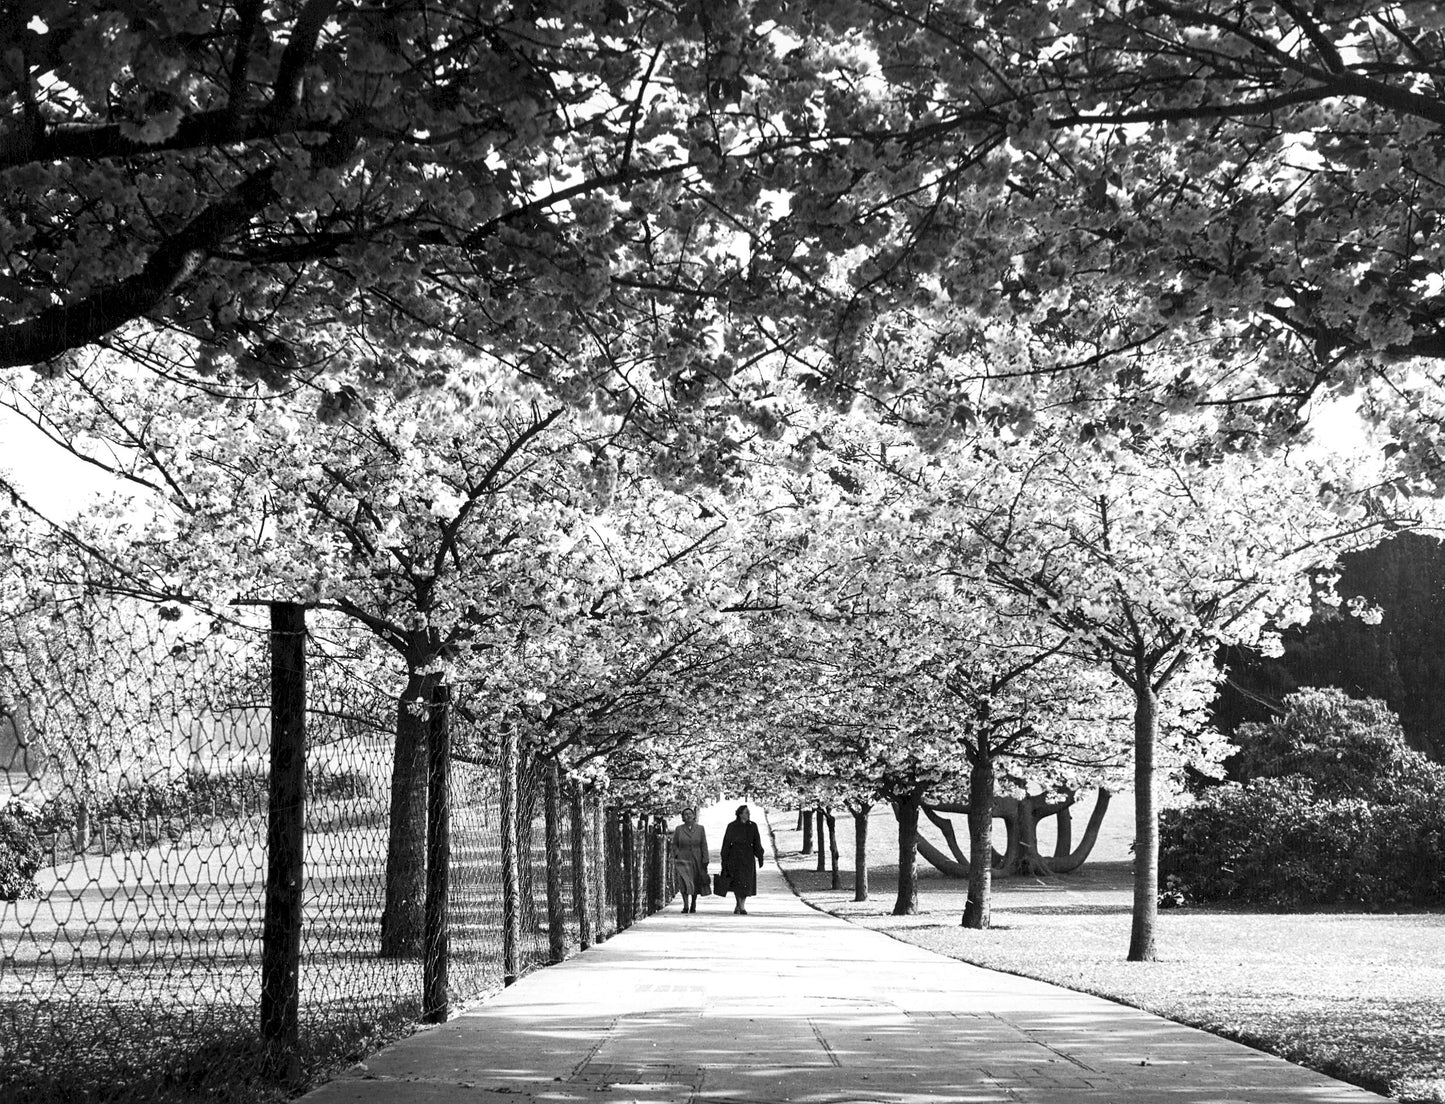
[769,808,1445,1103]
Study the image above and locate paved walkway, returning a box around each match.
[302,805,1387,1104]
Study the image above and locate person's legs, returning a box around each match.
[733,892,743,913]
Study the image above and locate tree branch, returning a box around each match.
[0,168,277,369]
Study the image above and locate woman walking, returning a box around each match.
[671,807,709,913]
[720,805,766,914]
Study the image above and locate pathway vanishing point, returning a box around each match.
[300,804,1387,1104]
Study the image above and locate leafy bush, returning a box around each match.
[1161,772,1445,909]
[306,766,374,802]
[1232,688,1421,799]
[1168,690,1445,908]
[0,800,43,900]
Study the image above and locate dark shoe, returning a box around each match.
[740,908,748,915]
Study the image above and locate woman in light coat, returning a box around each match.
[671,807,709,913]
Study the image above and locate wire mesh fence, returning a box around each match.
[1,593,668,1104]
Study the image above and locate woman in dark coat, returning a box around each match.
[720,804,766,914]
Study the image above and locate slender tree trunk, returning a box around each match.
[517,759,540,936]
[1128,678,1160,962]
[1053,800,1074,861]
[962,741,995,930]
[815,808,826,872]
[422,684,451,1023]
[639,812,651,916]
[542,758,566,964]
[1015,793,1045,875]
[892,792,922,916]
[591,796,609,943]
[570,784,592,951]
[380,669,432,958]
[826,810,840,889]
[500,720,521,984]
[852,805,870,901]
[801,808,814,854]
[74,797,91,854]
[651,815,668,911]
[1035,789,1112,874]
[620,812,636,928]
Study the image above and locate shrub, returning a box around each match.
[31,764,375,856]
[1161,771,1445,909]
[1232,688,1422,799]
[0,800,43,900]
[306,766,374,802]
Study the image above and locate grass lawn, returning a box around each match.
[767,803,1445,1103]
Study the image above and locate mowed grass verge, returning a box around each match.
[767,805,1445,1103]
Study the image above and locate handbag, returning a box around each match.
[713,871,731,896]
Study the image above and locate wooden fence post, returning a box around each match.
[422,684,451,1023]
[262,601,306,1051]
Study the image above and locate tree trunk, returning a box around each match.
[852,806,870,901]
[801,808,813,854]
[962,741,995,930]
[997,796,1023,873]
[649,814,667,913]
[1015,793,1046,875]
[1053,799,1073,861]
[815,808,826,872]
[825,810,840,889]
[517,758,540,936]
[620,812,636,928]
[380,669,432,958]
[1035,789,1112,875]
[500,720,521,984]
[592,796,609,943]
[542,757,566,964]
[74,797,91,854]
[570,784,592,951]
[892,792,922,916]
[422,683,451,1023]
[922,802,971,871]
[1129,680,1160,962]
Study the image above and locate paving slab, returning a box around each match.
[301,804,1387,1104]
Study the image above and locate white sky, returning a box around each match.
[0,405,119,518]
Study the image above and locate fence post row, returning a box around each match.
[261,601,307,1050]
[422,683,452,1023]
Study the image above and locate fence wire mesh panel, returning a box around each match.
[2,591,644,1103]
[1,596,278,1102]
[445,750,507,1001]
